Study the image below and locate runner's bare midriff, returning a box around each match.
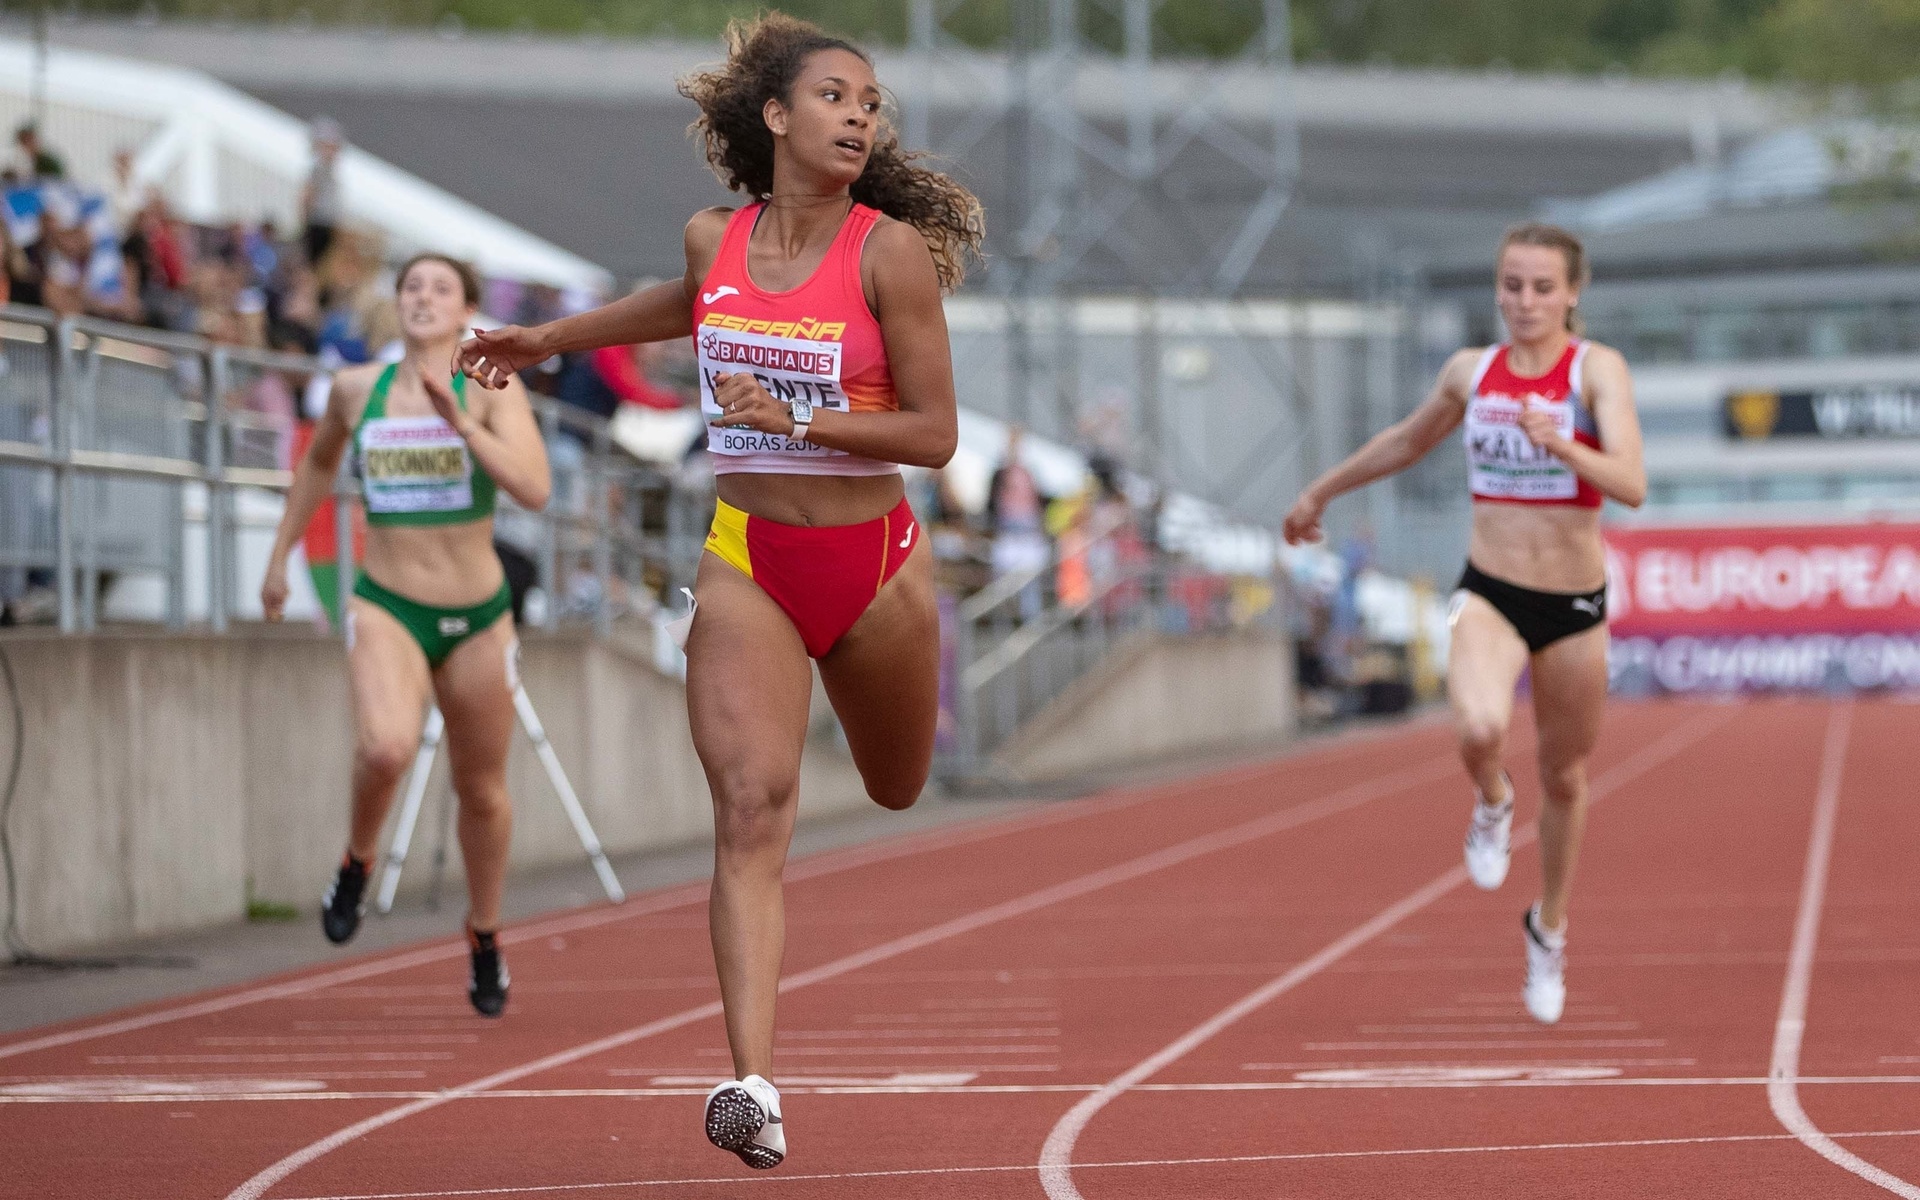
[716,471,905,528]
[1468,502,1605,593]
[362,521,505,608]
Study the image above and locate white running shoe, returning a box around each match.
[704,1074,785,1169]
[1523,905,1567,1025]
[1463,774,1514,891]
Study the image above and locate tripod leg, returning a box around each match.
[375,706,445,914]
[512,684,625,903]
[425,774,456,914]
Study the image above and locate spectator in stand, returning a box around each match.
[124,193,191,329]
[109,147,145,236]
[557,341,683,420]
[1,173,44,307]
[13,123,64,181]
[300,117,345,269]
[987,424,1052,620]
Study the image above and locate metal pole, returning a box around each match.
[29,2,49,127]
[375,706,445,914]
[591,425,613,639]
[77,342,100,632]
[1004,0,1036,432]
[905,0,935,153]
[206,347,229,633]
[512,684,624,904]
[333,447,355,635]
[537,404,560,630]
[50,317,74,633]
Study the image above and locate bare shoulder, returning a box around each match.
[1437,346,1490,396]
[1579,339,1631,375]
[684,207,735,253]
[327,361,383,420]
[1578,341,1634,401]
[866,214,932,263]
[863,215,937,298]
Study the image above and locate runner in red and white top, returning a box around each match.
[454,12,983,1170]
[1283,223,1646,1025]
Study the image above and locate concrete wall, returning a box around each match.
[0,628,873,953]
[994,631,1297,782]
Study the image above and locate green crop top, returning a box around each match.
[352,364,497,527]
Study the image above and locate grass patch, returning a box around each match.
[247,897,301,922]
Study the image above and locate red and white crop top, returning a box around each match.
[692,201,900,477]
[1463,339,1602,508]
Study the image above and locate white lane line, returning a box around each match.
[270,1127,1920,1199]
[1768,704,1920,1198]
[224,756,1455,1200]
[11,1073,1920,1103]
[0,724,1424,1064]
[1037,708,1731,1200]
[1303,1039,1666,1050]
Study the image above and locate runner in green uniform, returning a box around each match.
[261,253,552,1017]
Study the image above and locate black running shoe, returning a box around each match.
[467,926,509,1018]
[320,854,368,945]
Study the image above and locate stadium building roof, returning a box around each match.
[9,19,1792,294]
[0,36,612,291]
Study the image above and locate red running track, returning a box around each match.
[3,698,1917,1199]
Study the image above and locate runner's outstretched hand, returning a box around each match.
[457,326,549,390]
[1282,490,1327,545]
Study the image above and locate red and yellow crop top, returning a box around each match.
[692,202,900,478]
[1463,339,1603,509]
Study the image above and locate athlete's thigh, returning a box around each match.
[1528,624,1608,767]
[346,596,433,754]
[686,552,815,793]
[433,612,518,786]
[1446,592,1531,732]
[817,537,940,796]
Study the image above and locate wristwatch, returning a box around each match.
[788,397,814,442]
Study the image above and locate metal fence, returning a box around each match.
[0,303,710,634]
[1,304,1284,778]
[939,510,1284,776]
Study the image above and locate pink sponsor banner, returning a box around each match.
[1602,522,1920,693]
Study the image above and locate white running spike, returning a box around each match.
[704,1074,785,1169]
[1523,906,1567,1025]
[1463,774,1513,891]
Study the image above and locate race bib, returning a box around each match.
[698,325,847,459]
[1465,394,1578,501]
[360,417,473,514]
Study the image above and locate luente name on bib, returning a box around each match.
[699,325,846,460]
[1465,393,1579,500]
[360,417,474,513]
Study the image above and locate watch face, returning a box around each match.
[791,398,814,422]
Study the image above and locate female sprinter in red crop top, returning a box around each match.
[454,14,981,1170]
[1283,223,1645,1027]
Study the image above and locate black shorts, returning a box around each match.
[1454,561,1606,654]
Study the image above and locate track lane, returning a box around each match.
[250,704,1678,1200]
[1792,700,1920,1190]
[235,735,1464,1198]
[1061,699,1914,1199]
[9,700,1914,1200]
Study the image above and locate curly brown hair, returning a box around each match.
[679,12,985,293]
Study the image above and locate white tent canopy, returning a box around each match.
[0,37,611,292]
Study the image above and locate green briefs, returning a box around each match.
[353,573,512,668]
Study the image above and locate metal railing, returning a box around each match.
[1,304,1281,773]
[0,304,710,635]
[940,510,1282,777]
